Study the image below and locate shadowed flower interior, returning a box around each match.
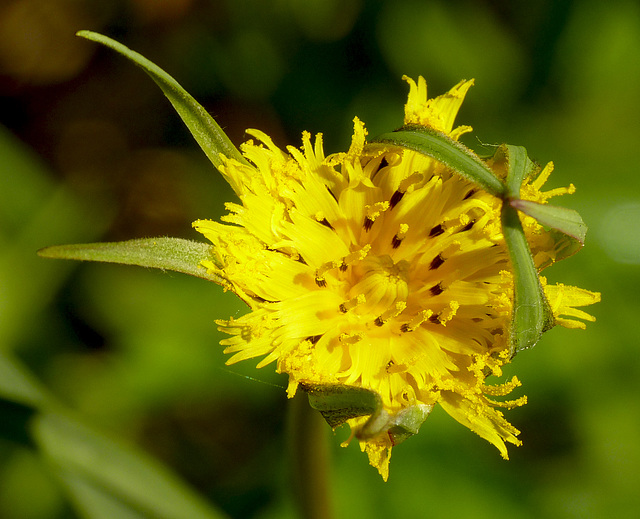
[193,76,600,480]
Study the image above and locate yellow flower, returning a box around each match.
[193,76,600,480]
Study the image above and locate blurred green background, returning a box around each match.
[1,0,638,518]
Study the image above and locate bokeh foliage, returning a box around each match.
[1,0,638,518]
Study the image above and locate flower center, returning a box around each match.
[348,255,410,320]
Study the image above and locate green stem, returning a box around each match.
[289,393,334,519]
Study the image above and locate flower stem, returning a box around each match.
[289,393,334,519]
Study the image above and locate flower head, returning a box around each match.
[193,76,600,480]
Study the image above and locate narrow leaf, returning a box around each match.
[510,199,587,245]
[368,125,506,197]
[38,237,223,283]
[35,411,229,519]
[0,353,229,519]
[76,30,247,169]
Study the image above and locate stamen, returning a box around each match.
[459,218,476,232]
[343,245,371,266]
[363,202,389,231]
[438,301,459,325]
[364,217,375,231]
[392,224,409,249]
[389,190,404,210]
[463,188,477,200]
[326,186,338,203]
[429,254,445,270]
[339,294,366,313]
[429,224,445,237]
[314,212,335,230]
[390,173,423,210]
[398,172,423,192]
[339,332,363,344]
[374,301,407,326]
[429,282,444,296]
[316,245,371,284]
[377,156,389,171]
[400,309,433,332]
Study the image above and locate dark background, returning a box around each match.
[1,0,638,517]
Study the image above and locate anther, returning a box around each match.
[438,301,459,325]
[463,188,477,200]
[339,332,363,344]
[429,282,444,296]
[429,224,445,237]
[314,212,335,230]
[390,173,423,210]
[392,224,409,249]
[389,190,404,209]
[377,157,389,171]
[316,246,371,285]
[363,202,389,232]
[374,301,407,327]
[460,219,476,232]
[339,294,366,313]
[344,245,371,265]
[429,254,445,270]
[400,309,433,332]
[363,217,375,231]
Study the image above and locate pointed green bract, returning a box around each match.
[76,30,247,169]
[368,125,506,197]
[498,145,554,354]
[302,383,380,429]
[38,237,222,283]
[499,144,535,198]
[302,383,431,445]
[511,199,587,245]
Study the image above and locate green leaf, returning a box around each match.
[38,237,224,283]
[510,199,587,245]
[368,124,506,197]
[0,352,229,519]
[34,411,228,519]
[76,30,247,170]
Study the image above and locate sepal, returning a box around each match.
[497,145,555,354]
[368,125,506,197]
[302,383,432,446]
